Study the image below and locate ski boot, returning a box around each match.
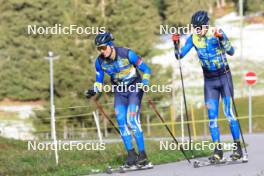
[230,141,243,160]
[124,148,138,168]
[136,150,150,167]
[208,143,223,163]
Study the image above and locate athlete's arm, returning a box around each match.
[179,35,194,58]
[217,29,234,56]
[128,50,152,85]
[94,58,104,92]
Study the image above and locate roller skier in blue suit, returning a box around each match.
[173,11,243,161]
[85,32,151,167]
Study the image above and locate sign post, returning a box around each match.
[245,71,257,134]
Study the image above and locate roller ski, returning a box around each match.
[208,143,224,163]
[193,143,225,168]
[106,163,154,174]
[106,149,153,174]
[227,141,248,164]
[193,142,248,168]
[230,141,244,160]
[193,156,248,168]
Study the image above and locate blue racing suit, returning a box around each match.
[93,47,151,151]
[178,27,240,143]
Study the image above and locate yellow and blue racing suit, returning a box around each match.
[178,28,240,143]
[94,47,151,151]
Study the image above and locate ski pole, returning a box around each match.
[216,38,248,156]
[91,96,121,135]
[172,34,194,158]
[88,95,126,162]
[147,97,191,164]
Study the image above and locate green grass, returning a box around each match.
[0,137,212,176]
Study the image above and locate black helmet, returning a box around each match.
[191,10,210,28]
[95,32,114,46]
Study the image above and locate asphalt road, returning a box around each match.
[90,133,264,176]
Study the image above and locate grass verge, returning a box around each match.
[0,137,212,176]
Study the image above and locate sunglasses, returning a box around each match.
[97,45,108,51]
[202,24,209,29]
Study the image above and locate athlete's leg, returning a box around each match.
[128,89,145,152]
[220,72,243,158]
[205,77,224,161]
[114,92,133,151]
[220,72,240,141]
[204,78,221,143]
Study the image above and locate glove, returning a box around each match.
[172,34,181,60]
[172,34,180,43]
[214,28,223,39]
[85,89,96,99]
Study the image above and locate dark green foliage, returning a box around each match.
[0,0,162,129]
[164,0,211,26]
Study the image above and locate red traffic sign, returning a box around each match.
[245,72,257,85]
